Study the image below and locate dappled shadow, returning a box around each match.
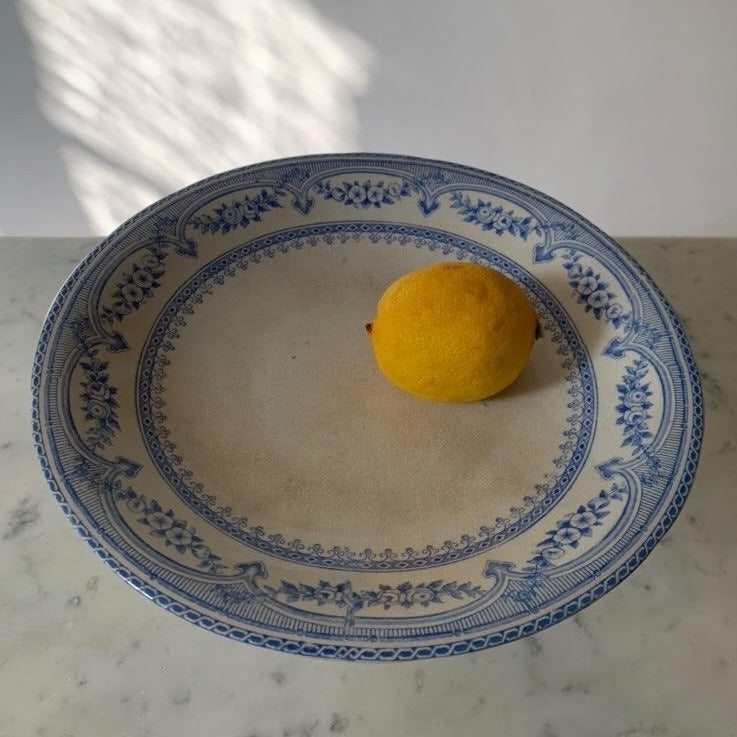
[18,0,370,233]
[0,1,87,234]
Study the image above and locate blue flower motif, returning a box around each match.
[126,496,146,513]
[165,527,192,546]
[569,510,598,530]
[553,525,581,546]
[623,408,646,424]
[85,381,111,401]
[140,252,166,276]
[188,188,283,235]
[606,302,624,320]
[493,213,512,231]
[101,245,169,324]
[120,283,145,304]
[385,182,404,199]
[561,252,623,322]
[85,399,110,419]
[624,389,648,407]
[117,490,225,573]
[346,184,367,205]
[541,546,565,561]
[474,205,495,224]
[145,510,173,531]
[79,342,120,450]
[575,276,598,296]
[449,192,534,239]
[269,578,483,612]
[616,358,654,450]
[131,268,155,289]
[220,205,240,225]
[314,179,414,209]
[405,586,438,606]
[586,289,610,309]
[524,484,627,572]
[317,581,349,604]
[242,200,261,219]
[373,587,401,608]
[366,185,385,204]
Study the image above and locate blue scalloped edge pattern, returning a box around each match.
[31,153,704,660]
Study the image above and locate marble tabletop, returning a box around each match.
[1,237,735,737]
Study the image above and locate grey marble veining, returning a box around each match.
[1,237,735,737]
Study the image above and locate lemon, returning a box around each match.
[366,262,538,402]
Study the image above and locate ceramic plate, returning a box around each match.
[33,154,702,660]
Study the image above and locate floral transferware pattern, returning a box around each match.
[101,246,168,324]
[217,578,484,615]
[523,484,628,572]
[72,320,121,451]
[313,178,414,208]
[449,191,577,241]
[33,154,701,661]
[449,191,537,238]
[617,359,654,450]
[113,486,227,574]
[188,188,283,235]
[562,250,629,326]
[271,578,483,611]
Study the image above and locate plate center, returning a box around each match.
[139,230,591,566]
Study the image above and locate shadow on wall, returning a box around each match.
[18,0,370,234]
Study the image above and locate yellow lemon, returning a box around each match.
[366,262,538,402]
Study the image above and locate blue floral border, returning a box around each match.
[32,153,703,660]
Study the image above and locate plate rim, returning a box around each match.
[31,152,704,660]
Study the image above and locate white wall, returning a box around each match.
[2,0,736,236]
